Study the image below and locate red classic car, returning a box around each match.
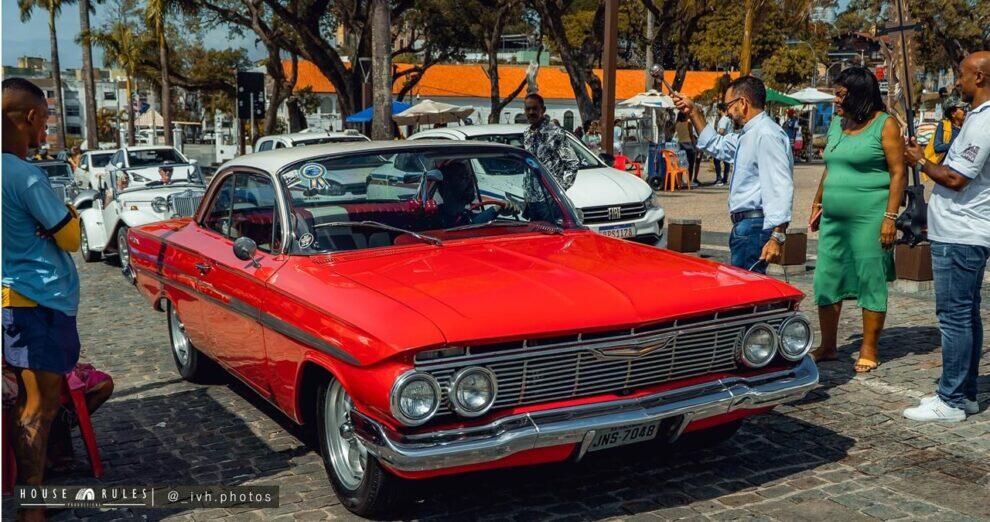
[128,141,818,517]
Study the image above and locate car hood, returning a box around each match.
[328,232,800,355]
[565,167,652,209]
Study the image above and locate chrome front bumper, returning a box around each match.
[351,356,818,472]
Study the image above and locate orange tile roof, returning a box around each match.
[286,60,733,100]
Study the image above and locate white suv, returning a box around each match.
[410,124,664,244]
[254,130,369,151]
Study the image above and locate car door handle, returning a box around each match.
[195,262,212,275]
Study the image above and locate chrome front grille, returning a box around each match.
[581,201,648,224]
[416,305,792,418]
[171,194,203,217]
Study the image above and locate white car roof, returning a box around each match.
[85,150,114,156]
[222,139,520,173]
[260,131,369,144]
[120,145,182,153]
[410,124,528,140]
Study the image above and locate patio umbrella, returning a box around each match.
[788,87,835,104]
[345,101,412,123]
[392,99,475,125]
[620,90,675,109]
[766,88,801,106]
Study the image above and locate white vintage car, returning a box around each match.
[254,129,369,151]
[409,124,664,244]
[104,145,202,190]
[76,165,206,282]
[76,150,115,190]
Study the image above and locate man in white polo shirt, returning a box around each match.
[903,51,990,422]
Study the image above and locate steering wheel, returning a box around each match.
[469,200,507,212]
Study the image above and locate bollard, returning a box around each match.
[667,218,701,253]
[894,243,933,292]
[768,227,808,276]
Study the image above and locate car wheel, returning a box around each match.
[167,301,219,383]
[117,226,136,284]
[318,379,401,517]
[676,419,743,451]
[80,225,101,262]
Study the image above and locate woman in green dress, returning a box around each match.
[810,67,907,372]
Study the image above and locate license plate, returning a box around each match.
[588,421,660,452]
[598,224,635,239]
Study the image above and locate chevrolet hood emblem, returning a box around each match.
[591,331,679,360]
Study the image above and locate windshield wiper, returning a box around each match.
[447,219,563,235]
[314,220,443,246]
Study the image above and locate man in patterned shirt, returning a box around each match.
[522,93,580,191]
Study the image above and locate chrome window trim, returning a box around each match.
[194,166,291,256]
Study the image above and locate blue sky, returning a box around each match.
[1,0,264,67]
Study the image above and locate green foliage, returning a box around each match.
[762,44,817,90]
[689,1,788,70]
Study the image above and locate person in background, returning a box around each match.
[573,124,585,140]
[582,120,603,154]
[66,146,82,170]
[613,118,623,155]
[902,51,990,422]
[675,112,698,186]
[46,363,114,473]
[2,77,82,521]
[672,76,794,273]
[712,103,734,186]
[931,105,966,160]
[523,93,580,191]
[809,66,906,374]
[783,109,799,144]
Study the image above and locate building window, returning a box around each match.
[66,106,80,117]
[67,125,82,135]
[563,111,574,132]
[103,91,116,101]
[46,90,55,98]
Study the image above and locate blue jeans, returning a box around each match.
[932,241,989,409]
[729,217,772,274]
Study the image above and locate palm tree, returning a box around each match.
[145,0,173,145]
[87,22,145,145]
[19,0,76,150]
[78,0,99,149]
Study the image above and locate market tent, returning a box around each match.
[787,88,834,104]
[345,101,412,123]
[620,90,675,109]
[766,88,801,106]
[392,99,474,125]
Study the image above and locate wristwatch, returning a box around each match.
[916,157,929,169]
[771,231,787,244]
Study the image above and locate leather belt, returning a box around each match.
[730,209,764,224]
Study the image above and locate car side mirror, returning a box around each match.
[189,158,199,165]
[599,153,615,166]
[114,161,123,168]
[233,236,258,263]
[79,164,88,171]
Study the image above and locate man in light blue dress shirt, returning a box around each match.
[671,76,794,273]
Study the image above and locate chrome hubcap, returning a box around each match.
[169,306,190,366]
[325,381,367,490]
[118,229,130,268]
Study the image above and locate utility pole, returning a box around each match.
[740,0,755,75]
[370,0,393,140]
[601,0,619,155]
[645,10,654,92]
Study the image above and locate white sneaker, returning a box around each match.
[921,395,979,415]
[904,396,966,422]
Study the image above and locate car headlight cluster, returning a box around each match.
[391,366,498,426]
[152,196,169,214]
[645,193,662,210]
[738,314,814,368]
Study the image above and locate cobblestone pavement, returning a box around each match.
[4,237,989,521]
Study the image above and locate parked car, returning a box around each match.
[410,124,664,244]
[105,146,202,189]
[254,129,369,152]
[128,141,818,517]
[77,159,206,282]
[76,149,116,190]
[29,159,78,203]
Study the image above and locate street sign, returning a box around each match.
[236,71,265,120]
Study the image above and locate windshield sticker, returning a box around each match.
[298,233,315,249]
[289,162,335,191]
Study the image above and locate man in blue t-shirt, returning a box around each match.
[2,77,82,503]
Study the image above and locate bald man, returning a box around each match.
[903,52,990,422]
[2,77,81,513]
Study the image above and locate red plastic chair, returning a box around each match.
[63,377,104,479]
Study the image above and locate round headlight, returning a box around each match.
[151,196,169,214]
[390,372,440,426]
[779,315,813,360]
[740,324,778,368]
[449,367,497,417]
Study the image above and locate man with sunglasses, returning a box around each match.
[672,76,794,274]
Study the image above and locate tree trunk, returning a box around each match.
[159,29,173,145]
[79,0,99,149]
[264,51,297,135]
[126,77,136,146]
[48,8,67,150]
[287,99,307,132]
[535,0,601,125]
[370,0,392,140]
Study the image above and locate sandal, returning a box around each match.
[854,358,879,373]
[811,346,838,362]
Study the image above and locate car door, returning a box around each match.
[181,170,286,395]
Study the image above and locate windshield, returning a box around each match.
[280,147,577,254]
[127,148,184,167]
[468,133,602,170]
[37,163,72,179]
[294,136,368,146]
[90,153,113,168]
